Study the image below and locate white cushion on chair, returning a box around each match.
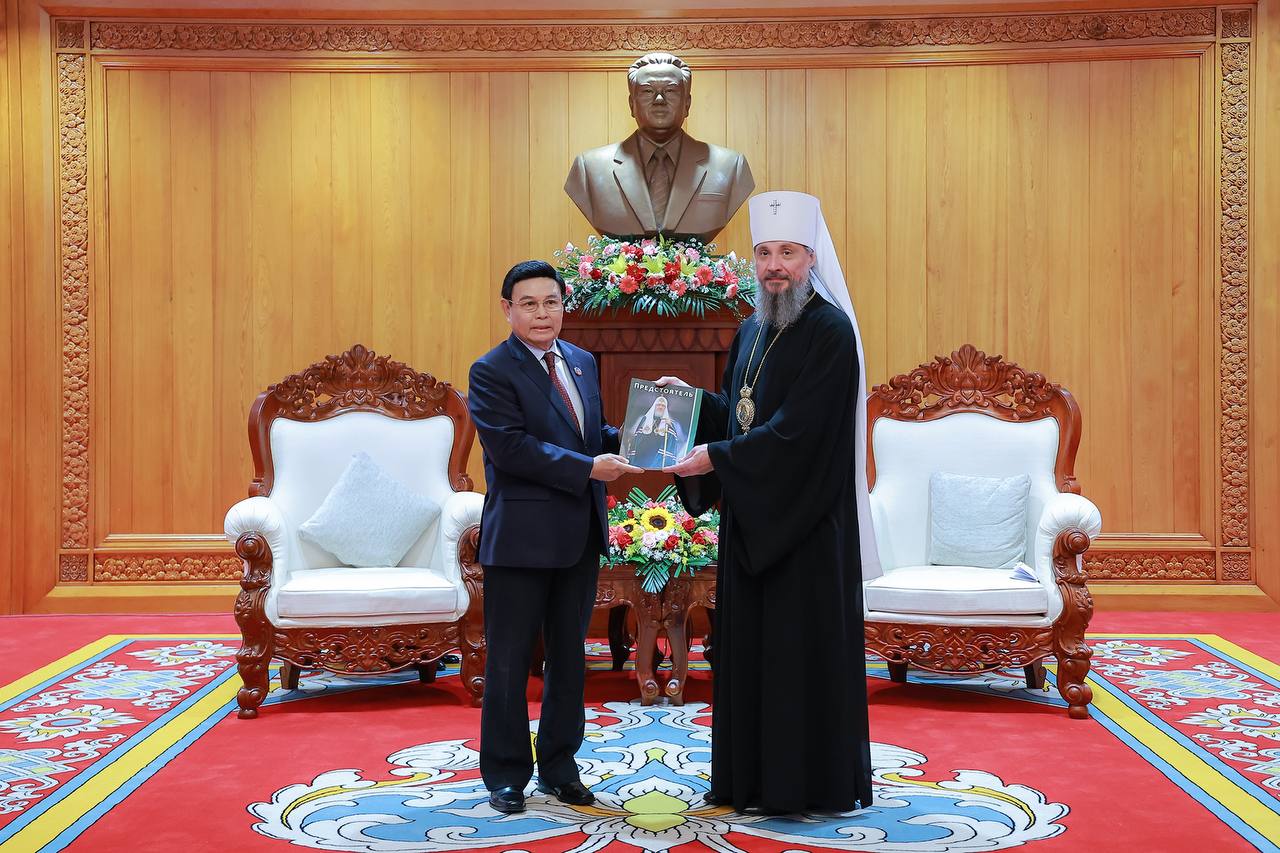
[864,565,1048,616]
[298,451,441,568]
[276,566,459,619]
[928,472,1031,569]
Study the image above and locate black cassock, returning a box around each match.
[678,295,872,814]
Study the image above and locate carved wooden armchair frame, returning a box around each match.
[226,345,485,718]
[864,345,1099,719]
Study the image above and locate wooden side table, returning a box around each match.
[597,564,718,706]
[594,569,665,704]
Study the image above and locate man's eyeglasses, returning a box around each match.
[505,298,564,315]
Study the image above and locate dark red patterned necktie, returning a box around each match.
[544,352,581,435]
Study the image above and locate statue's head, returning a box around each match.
[627,53,691,139]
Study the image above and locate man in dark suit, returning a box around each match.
[467,260,640,815]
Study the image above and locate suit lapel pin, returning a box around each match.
[573,366,583,376]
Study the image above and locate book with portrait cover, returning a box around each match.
[619,379,703,470]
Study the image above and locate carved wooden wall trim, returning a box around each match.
[58,554,89,583]
[85,11,1217,54]
[1219,35,1250,547]
[1084,551,1217,581]
[94,554,243,582]
[57,51,89,553]
[49,6,1254,588]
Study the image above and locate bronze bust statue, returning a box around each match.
[564,53,755,244]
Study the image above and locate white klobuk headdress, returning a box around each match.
[748,191,882,580]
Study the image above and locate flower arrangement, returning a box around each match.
[556,235,755,318]
[605,486,719,593]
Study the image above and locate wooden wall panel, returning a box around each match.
[91,56,1214,546]
[6,3,1270,610]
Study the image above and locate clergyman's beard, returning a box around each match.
[756,274,814,329]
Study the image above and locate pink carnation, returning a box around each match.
[685,248,701,263]
[725,282,739,299]
[578,261,593,277]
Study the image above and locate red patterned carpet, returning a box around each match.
[0,611,1275,852]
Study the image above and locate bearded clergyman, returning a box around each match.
[658,190,878,814]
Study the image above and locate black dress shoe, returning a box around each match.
[701,791,730,807]
[535,779,595,805]
[488,786,525,814]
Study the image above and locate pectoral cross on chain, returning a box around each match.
[769,200,782,214]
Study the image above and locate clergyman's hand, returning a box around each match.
[654,376,691,388]
[664,445,713,477]
[591,454,643,482]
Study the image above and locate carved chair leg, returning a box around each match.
[232,532,275,720]
[461,642,486,708]
[280,660,301,691]
[1054,645,1094,719]
[1050,527,1095,719]
[458,527,487,707]
[608,607,632,671]
[234,643,272,720]
[1024,660,1046,690]
[887,660,909,683]
[417,662,437,683]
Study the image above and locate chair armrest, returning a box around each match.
[1032,493,1102,585]
[433,491,484,580]
[224,496,291,576]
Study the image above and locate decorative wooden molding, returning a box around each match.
[1220,552,1252,583]
[248,344,475,497]
[1219,39,1249,547]
[58,554,89,583]
[867,344,1082,494]
[1220,9,1252,39]
[87,10,1216,54]
[1084,550,1216,581]
[58,53,90,551]
[56,20,87,49]
[94,553,243,581]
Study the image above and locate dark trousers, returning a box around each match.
[479,529,600,791]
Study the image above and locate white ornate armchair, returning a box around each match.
[863,345,1103,719]
[224,345,485,718]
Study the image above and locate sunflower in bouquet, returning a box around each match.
[605,486,719,594]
